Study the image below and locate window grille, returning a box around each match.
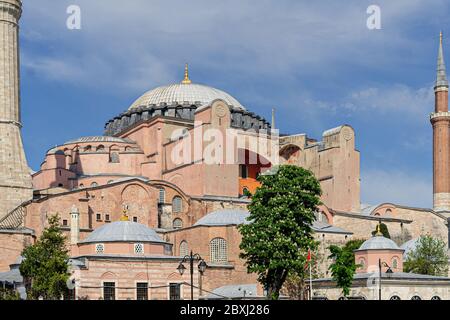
[136,283,148,300]
[169,283,181,300]
[173,219,183,229]
[210,238,228,263]
[134,243,144,254]
[95,243,104,254]
[179,241,188,257]
[103,282,115,300]
[159,189,165,204]
[172,196,182,213]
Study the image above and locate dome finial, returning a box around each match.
[375,222,383,236]
[120,204,129,221]
[181,63,192,84]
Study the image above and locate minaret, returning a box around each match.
[431,31,450,213]
[0,0,32,219]
[271,108,276,130]
[70,205,80,245]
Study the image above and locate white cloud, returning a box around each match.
[361,168,432,208]
[19,0,445,95]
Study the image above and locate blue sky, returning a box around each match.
[18,0,450,208]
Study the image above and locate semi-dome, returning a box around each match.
[357,236,402,251]
[129,83,245,111]
[194,209,251,227]
[81,221,165,244]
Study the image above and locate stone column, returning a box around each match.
[0,0,32,219]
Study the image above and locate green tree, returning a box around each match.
[328,239,365,297]
[239,165,322,300]
[20,214,70,300]
[0,288,21,300]
[404,235,449,276]
[371,223,390,239]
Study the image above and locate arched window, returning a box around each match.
[84,145,92,152]
[172,196,182,213]
[314,211,328,223]
[390,295,401,300]
[109,146,120,163]
[392,257,398,269]
[173,218,183,229]
[91,182,98,187]
[79,184,84,188]
[358,258,366,269]
[179,241,188,257]
[159,188,165,204]
[96,145,105,152]
[210,238,228,264]
[431,296,441,300]
[411,295,421,300]
[107,180,114,184]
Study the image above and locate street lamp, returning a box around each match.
[177,250,208,300]
[378,259,393,300]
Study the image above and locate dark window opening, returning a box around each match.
[136,283,148,300]
[96,213,102,221]
[105,214,110,222]
[103,282,115,300]
[239,165,248,178]
[62,219,68,226]
[133,217,138,223]
[169,283,181,300]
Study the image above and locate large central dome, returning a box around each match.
[129,83,245,111]
[129,65,245,111]
[104,65,271,136]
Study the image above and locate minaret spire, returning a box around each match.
[436,31,449,89]
[181,63,192,84]
[271,108,276,130]
[431,30,450,213]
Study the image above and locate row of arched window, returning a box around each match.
[158,188,183,213]
[390,295,440,300]
[179,238,228,263]
[358,257,399,269]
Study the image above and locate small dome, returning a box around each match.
[129,83,246,111]
[357,236,402,251]
[81,221,165,244]
[401,238,419,259]
[194,209,251,227]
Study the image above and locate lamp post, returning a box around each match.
[177,250,207,300]
[378,259,393,300]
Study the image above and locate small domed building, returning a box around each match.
[311,226,450,300]
[69,213,200,300]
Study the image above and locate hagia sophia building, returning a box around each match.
[1,0,450,300]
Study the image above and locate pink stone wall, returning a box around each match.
[74,258,199,300]
[0,232,35,272]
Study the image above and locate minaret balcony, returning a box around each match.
[430,112,450,121]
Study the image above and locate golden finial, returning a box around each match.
[375,223,383,236]
[181,63,192,84]
[440,31,443,45]
[120,205,129,221]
